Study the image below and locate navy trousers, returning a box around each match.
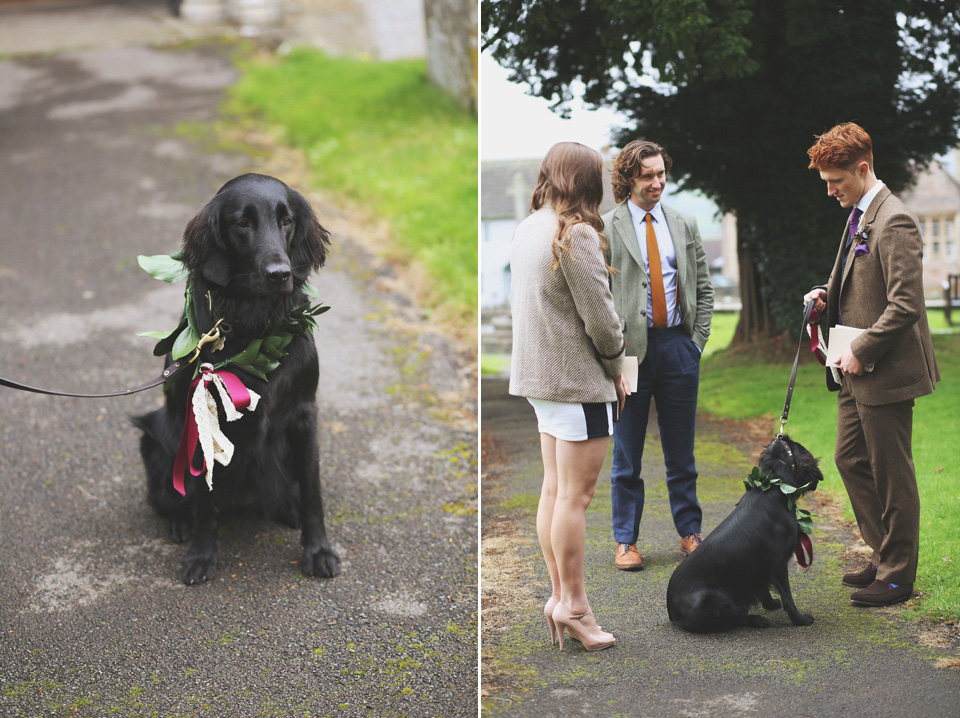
[611,326,702,544]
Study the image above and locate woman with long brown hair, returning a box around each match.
[509,142,629,651]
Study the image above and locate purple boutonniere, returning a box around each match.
[852,227,870,257]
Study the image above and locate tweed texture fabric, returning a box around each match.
[602,201,714,362]
[820,186,939,406]
[509,207,624,403]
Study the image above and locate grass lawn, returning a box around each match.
[226,48,478,337]
[700,312,959,622]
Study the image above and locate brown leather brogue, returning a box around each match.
[842,563,878,588]
[680,533,702,556]
[614,543,643,571]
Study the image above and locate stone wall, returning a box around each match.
[423,0,477,113]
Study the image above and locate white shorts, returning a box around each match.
[527,398,614,442]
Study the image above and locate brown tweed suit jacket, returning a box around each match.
[820,186,939,406]
[509,207,625,403]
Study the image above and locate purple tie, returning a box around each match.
[848,207,863,240]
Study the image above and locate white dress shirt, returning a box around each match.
[626,199,681,328]
[854,180,885,231]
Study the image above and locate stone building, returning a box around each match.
[901,157,960,291]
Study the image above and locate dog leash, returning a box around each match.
[775,298,820,569]
[0,359,191,398]
[0,321,226,398]
[777,299,818,438]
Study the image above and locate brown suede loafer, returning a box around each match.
[850,579,914,607]
[842,563,878,588]
[680,533,702,557]
[615,543,644,571]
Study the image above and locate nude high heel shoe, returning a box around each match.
[552,602,615,651]
[544,596,560,646]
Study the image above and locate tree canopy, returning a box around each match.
[483,0,960,341]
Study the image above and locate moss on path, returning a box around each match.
[481,377,960,717]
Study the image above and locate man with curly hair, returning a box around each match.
[804,122,939,607]
[602,140,714,570]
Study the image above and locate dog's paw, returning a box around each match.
[761,597,782,611]
[180,552,218,585]
[300,544,341,578]
[744,615,771,628]
[167,515,193,544]
[792,612,815,626]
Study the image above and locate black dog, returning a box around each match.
[666,435,822,632]
[135,174,341,585]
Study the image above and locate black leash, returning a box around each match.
[0,359,191,398]
[777,299,817,438]
[0,320,230,399]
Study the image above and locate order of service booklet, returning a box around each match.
[825,325,866,368]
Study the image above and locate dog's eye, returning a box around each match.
[281,217,293,227]
[237,218,251,229]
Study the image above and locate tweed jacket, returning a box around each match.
[817,186,939,406]
[509,207,625,403]
[602,201,714,361]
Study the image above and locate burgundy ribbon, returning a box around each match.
[808,308,826,366]
[794,534,813,568]
[171,366,255,496]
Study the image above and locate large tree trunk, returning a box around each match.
[732,246,774,345]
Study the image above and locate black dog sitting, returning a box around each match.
[666,434,822,632]
[135,174,341,585]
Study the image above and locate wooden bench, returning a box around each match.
[946,274,960,326]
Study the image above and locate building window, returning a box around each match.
[932,219,940,237]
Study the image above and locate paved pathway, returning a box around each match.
[481,376,960,718]
[0,15,476,718]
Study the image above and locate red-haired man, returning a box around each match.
[804,122,939,607]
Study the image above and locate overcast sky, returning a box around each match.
[480,51,628,160]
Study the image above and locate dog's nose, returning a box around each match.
[265,262,292,285]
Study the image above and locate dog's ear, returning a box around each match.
[181,197,232,287]
[795,445,824,485]
[288,188,330,279]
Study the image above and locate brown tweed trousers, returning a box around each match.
[817,186,939,585]
[509,207,624,403]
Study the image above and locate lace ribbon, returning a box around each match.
[172,364,260,495]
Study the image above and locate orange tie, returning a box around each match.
[644,213,668,328]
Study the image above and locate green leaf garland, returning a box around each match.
[138,252,329,380]
[743,466,816,535]
[138,252,189,283]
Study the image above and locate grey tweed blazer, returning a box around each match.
[509,207,625,403]
[602,201,714,362]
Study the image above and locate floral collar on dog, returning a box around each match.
[136,252,330,496]
[136,252,329,382]
[743,466,815,536]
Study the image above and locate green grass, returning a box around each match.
[481,353,510,375]
[700,314,960,622]
[704,310,738,357]
[226,47,478,331]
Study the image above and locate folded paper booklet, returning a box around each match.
[823,325,875,376]
[624,356,639,393]
[825,325,865,368]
